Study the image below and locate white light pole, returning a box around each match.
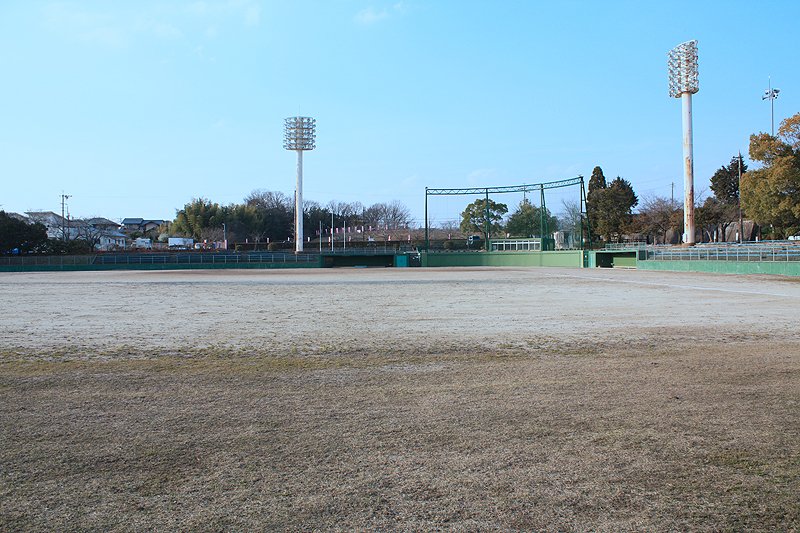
[762,77,780,136]
[668,40,699,245]
[283,116,316,253]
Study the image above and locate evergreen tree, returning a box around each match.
[593,177,638,242]
[586,166,607,242]
[172,198,223,240]
[506,199,558,237]
[710,155,747,206]
[459,198,508,239]
[0,212,48,253]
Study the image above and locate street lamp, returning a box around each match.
[222,222,227,249]
[762,77,780,136]
[668,39,699,245]
[283,116,316,253]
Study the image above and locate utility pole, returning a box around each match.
[738,152,744,243]
[60,193,71,242]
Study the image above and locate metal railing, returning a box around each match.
[645,243,800,262]
[0,252,318,267]
[490,239,542,252]
[320,245,414,255]
[604,242,648,251]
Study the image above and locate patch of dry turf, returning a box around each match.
[1,341,798,531]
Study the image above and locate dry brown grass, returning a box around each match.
[2,268,799,530]
[2,339,798,531]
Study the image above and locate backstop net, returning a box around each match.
[423,177,588,251]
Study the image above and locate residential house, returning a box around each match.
[74,218,126,250]
[6,212,31,223]
[25,212,126,250]
[26,211,72,239]
[85,217,121,232]
[121,218,167,234]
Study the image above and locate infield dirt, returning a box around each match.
[1,267,798,530]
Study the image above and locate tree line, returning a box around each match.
[171,191,413,244]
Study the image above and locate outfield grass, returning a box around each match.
[1,268,798,530]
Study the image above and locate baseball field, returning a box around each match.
[1,267,798,530]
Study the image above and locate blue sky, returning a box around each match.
[1,0,798,226]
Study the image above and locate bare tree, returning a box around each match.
[200,227,224,242]
[72,220,103,250]
[436,219,460,232]
[327,201,364,227]
[558,199,582,235]
[362,201,412,229]
[245,190,291,210]
[384,200,412,229]
[636,196,681,244]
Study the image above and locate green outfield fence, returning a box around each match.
[0,252,321,272]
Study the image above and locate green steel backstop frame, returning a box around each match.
[424,176,589,251]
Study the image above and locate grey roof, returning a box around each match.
[25,211,65,225]
[122,218,165,226]
[6,212,30,222]
[86,217,119,227]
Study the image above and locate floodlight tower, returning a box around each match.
[283,116,316,252]
[762,77,780,136]
[668,40,699,245]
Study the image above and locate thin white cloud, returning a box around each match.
[80,25,128,47]
[135,18,184,40]
[185,0,262,27]
[186,1,210,16]
[244,3,261,26]
[42,3,128,47]
[40,1,260,48]
[354,3,406,26]
[355,7,390,25]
